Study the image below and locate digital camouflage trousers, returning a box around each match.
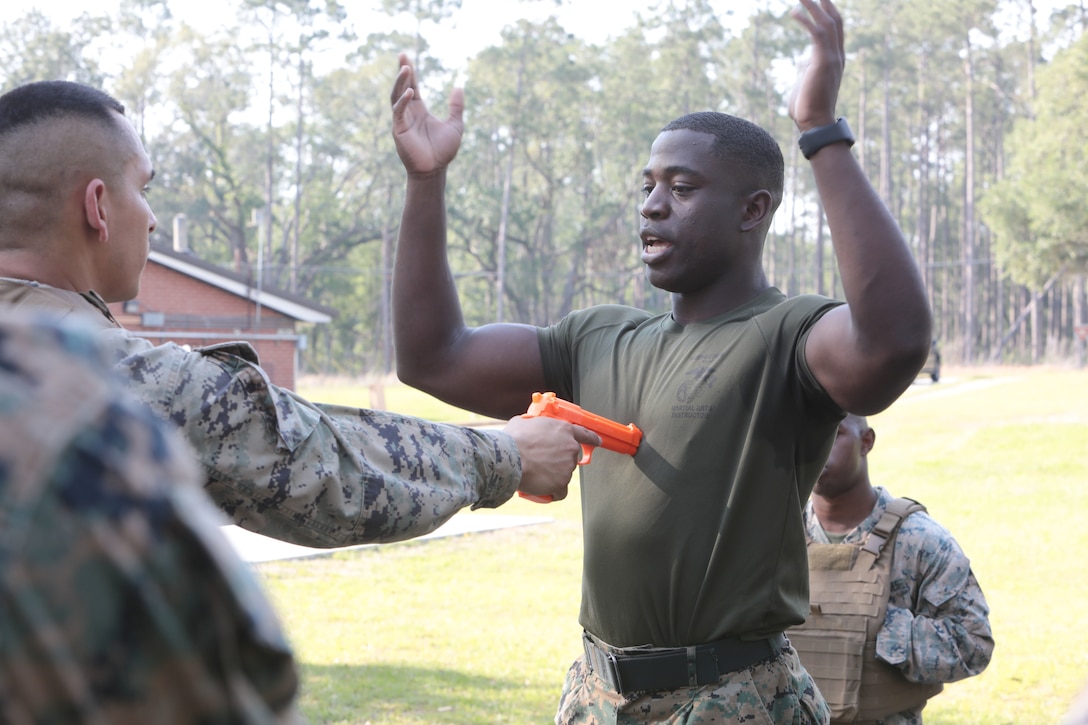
[555,639,830,725]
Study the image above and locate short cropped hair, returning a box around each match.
[661,111,784,210]
[0,80,125,140]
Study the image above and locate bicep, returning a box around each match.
[805,304,920,415]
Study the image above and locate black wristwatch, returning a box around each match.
[798,117,855,160]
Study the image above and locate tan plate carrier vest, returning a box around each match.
[789,497,943,724]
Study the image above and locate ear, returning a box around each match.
[859,427,876,457]
[83,178,108,242]
[739,189,773,232]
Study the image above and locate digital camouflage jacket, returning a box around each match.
[0,315,299,724]
[0,278,523,548]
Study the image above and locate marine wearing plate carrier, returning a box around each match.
[790,498,941,723]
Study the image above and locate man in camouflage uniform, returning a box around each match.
[0,80,600,548]
[0,314,299,723]
[793,414,993,724]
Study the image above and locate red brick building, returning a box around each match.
[107,243,334,390]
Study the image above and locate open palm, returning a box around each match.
[391,55,464,176]
[787,0,845,130]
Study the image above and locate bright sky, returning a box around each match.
[6,0,754,72]
[2,0,1063,74]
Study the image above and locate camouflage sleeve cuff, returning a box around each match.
[471,429,522,509]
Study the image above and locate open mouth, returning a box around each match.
[641,233,673,263]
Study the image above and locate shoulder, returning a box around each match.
[741,291,844,371]
[751,292,843,329]
[563,304,656,326]
[0,314,107,377]
[100,328,260,368]
[0,315,203,508]
[888,501,976,602]
[0,279,118,329]
[0,317,117,462]
[542,304,657,342]
[895,503,962,556]
[748,293,845,414]
[873,491,958,552]
[103,330,267,407]
[868,490,963,565]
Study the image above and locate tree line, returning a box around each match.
[3,0,1086,376]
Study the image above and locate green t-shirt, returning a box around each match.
[538,288,843,648]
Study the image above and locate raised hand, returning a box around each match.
[787,0,846,131]
[390,53,465,177]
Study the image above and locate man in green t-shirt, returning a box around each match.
[389,0,932,722]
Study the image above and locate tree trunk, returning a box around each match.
[494,52,527,323]
[1076,275,1086,367]
[291,50,305,293]
[963,33,977,363]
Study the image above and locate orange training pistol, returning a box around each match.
[518,392,642,503]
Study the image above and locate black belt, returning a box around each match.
[582,631,787,696]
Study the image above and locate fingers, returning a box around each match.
[788,0,845,128]
[390,53,415,107]
[390,83,414,130]
[794,0,836,25]
[389,54,465,152]
[572,424,603,449]
[390,58,416,136]
[505,416,585,503]
[827,0,845,57]
[447,86,465,128]
[793,0,844,55]
[790,1,817,32]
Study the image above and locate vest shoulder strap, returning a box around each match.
[860,497,927,556]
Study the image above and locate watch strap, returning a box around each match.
[798,117,855,160]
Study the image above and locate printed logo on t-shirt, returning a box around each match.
[673,359,717,419]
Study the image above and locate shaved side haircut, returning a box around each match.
[0,82,131,242]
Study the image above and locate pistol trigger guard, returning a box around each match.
[579,444,594,465]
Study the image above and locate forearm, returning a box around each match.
[203,409,522,548]
[393,171,468,386]
[876,581,994,684]
[392,172,548,418]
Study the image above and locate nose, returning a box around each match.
[640,185,667,220]
[149,210,158,234]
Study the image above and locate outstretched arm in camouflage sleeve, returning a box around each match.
[109,333,594,548]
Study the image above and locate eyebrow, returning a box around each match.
[642,164,703,178]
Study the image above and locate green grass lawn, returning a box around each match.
[254,367,1088,724]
